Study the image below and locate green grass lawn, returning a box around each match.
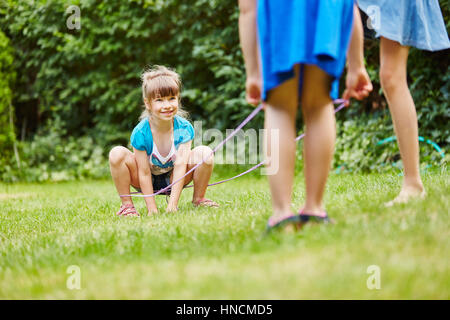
[0,169,449,299]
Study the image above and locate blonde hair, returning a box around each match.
[140,65,189,121]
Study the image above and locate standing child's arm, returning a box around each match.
[167,141,192,212]
[343,4,373,103]
[134,148,159,215]
[239,0,261,106]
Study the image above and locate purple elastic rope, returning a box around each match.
[184,161,266,189]
[120,104,264,198]
[121,100,347,197]
[191,100,347,188]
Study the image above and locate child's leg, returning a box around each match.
[380,37,425,202]
[301,65,335,214]
[265,67,299,218]
[184,145,215,203]
[109,146,140,205]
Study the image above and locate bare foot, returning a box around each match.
[116,203,140,217]
[385,187,426,207]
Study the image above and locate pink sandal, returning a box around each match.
[193,199,219,208]
[116,203,140,217]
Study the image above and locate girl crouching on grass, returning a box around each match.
[109,65,219,217]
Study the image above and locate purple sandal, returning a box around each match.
[298,208,334,227]
[116,203,140,217]
[193,199,219,208]
[265,209,334,235]
[265,214,301,234]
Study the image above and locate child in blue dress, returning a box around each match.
[109,66,219,217]
[357,0,450,206]
[239,0,372,229]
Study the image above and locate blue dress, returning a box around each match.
[357,0,450,51]
[257,0,354,101]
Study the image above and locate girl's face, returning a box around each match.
[148,95,179,121]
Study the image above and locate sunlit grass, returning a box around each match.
[0,169,449,299]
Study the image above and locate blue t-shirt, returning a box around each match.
[130,115,194,174]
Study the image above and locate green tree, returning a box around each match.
[0,29,19,179]
[0,0,448,181]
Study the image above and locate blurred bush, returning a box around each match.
[0,29,19,181]
[0,0,448,181]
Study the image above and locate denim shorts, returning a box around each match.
[152,171,172,192]
[133,171,172,194]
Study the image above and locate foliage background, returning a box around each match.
[0,0,448,182]
[0,28,17,179]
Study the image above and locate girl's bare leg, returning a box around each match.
[265,66,299,219]
[109,146,140,206]
[380,37,425,205]
[184,146,215,203]
[301,65,335,214]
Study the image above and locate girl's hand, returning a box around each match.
[147,207,159,216]
[166,205,178,213]
[343,67,373,106]
[245,76,262,106]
